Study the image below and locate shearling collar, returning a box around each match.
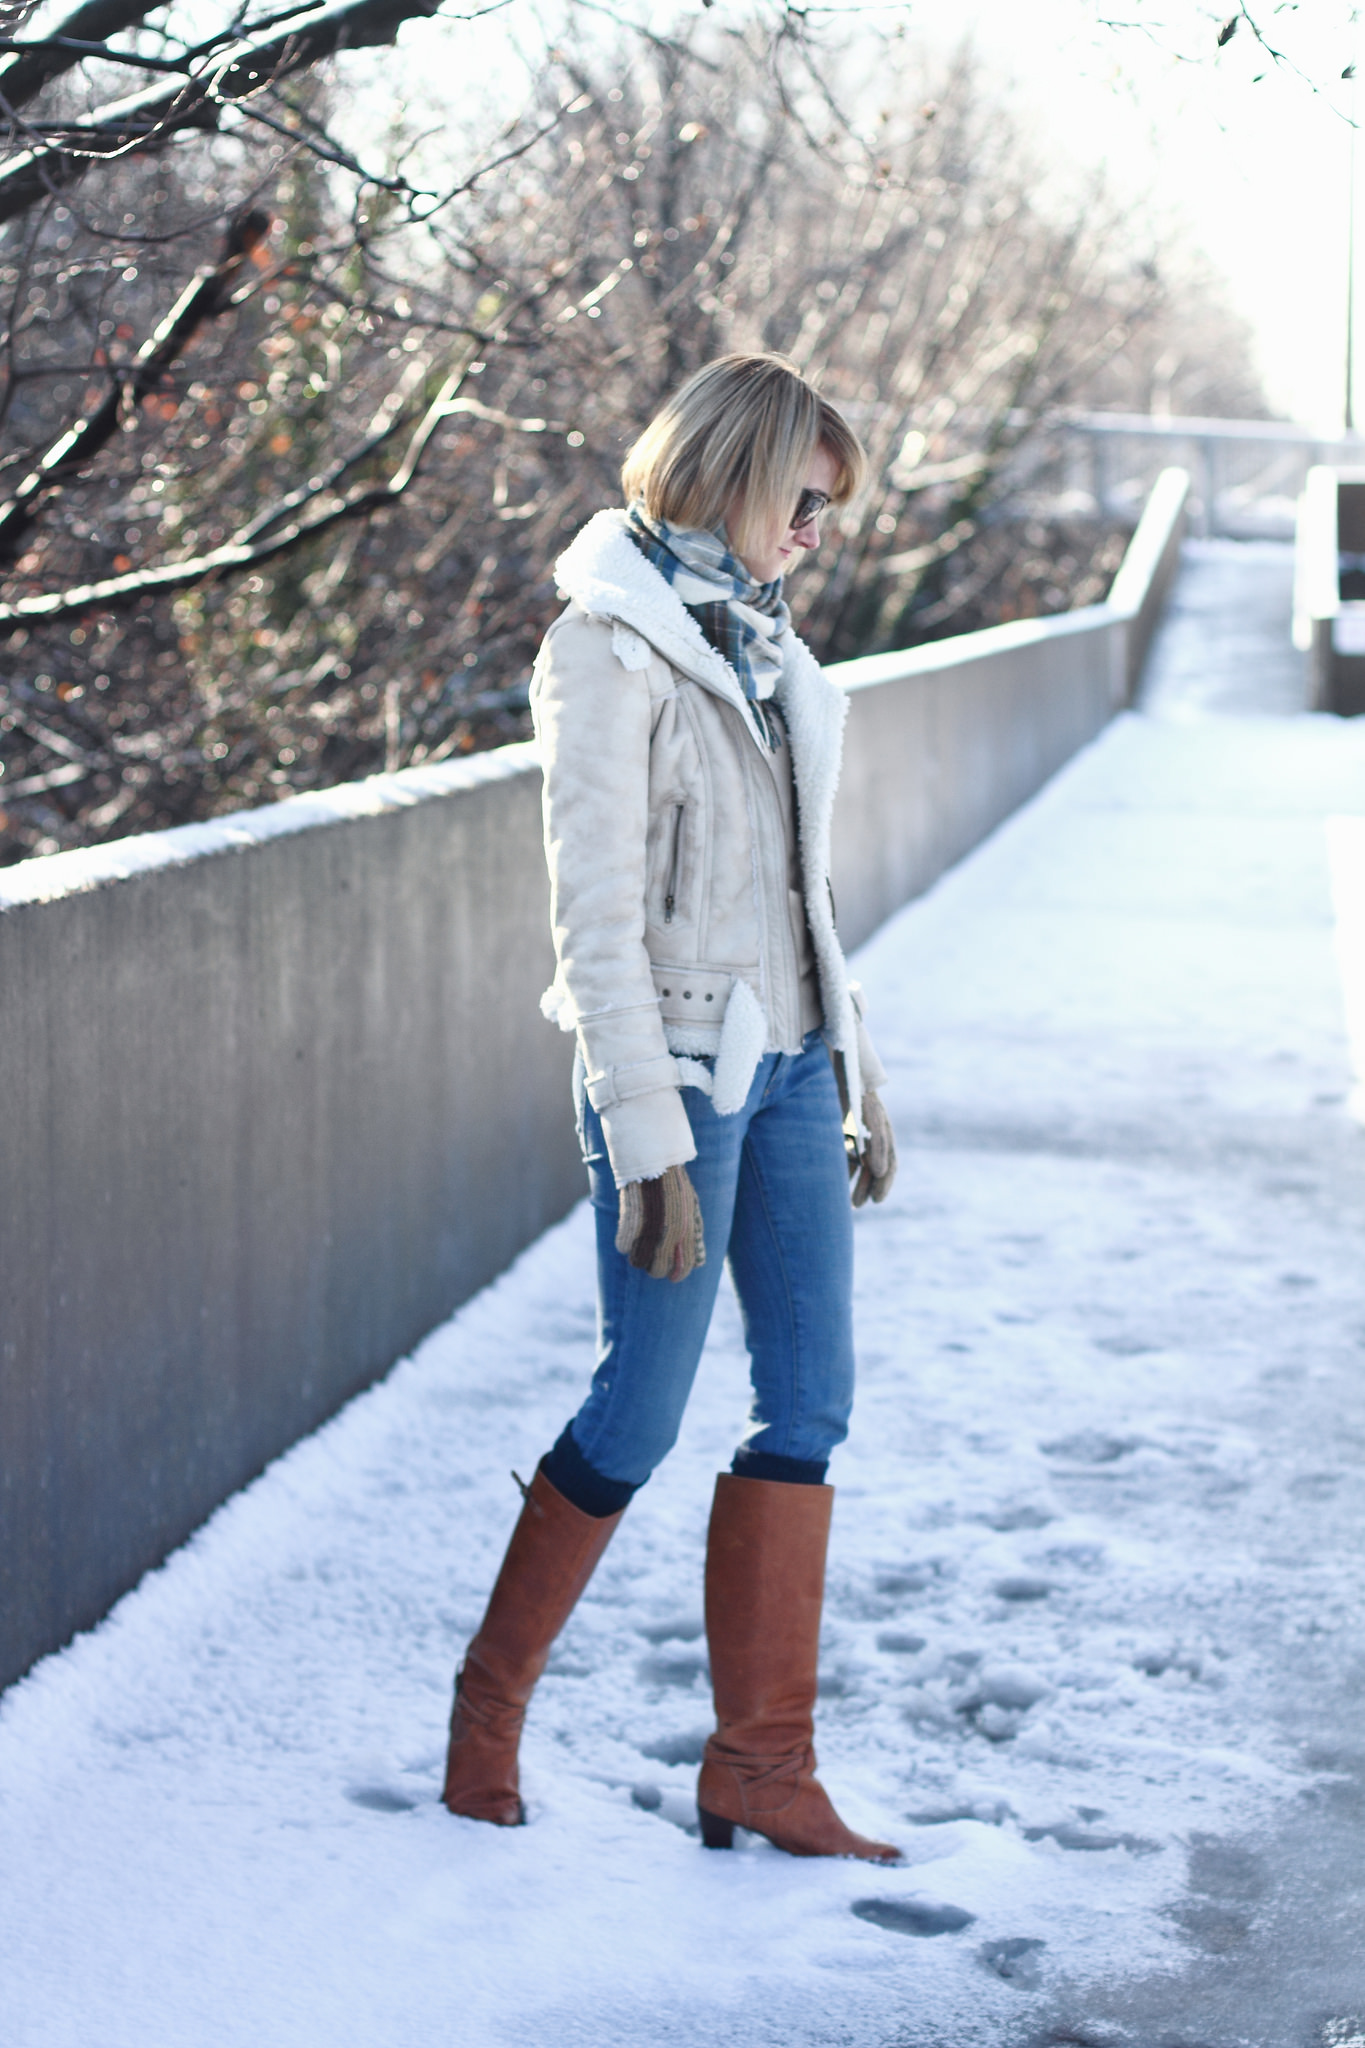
[553,508,751,709]
[553,508,847,756]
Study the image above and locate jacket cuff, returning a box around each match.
[584,1052,680,1112]
[599,1086,697,1189]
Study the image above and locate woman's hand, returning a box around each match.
[851,1090,897,1208]
[616,1164,707,1282]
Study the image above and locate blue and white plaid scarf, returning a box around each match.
[627,505,791,711]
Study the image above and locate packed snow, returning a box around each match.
[3,543,1365,2047]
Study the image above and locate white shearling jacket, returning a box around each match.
[532,508,887,1187]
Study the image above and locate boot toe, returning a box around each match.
[850,1833,903,1865]
[441,1784,526,1826]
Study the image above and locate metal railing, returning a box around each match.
[1062,412,1357,541]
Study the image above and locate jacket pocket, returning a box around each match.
[649,798,694,929]
[663,801,685,925]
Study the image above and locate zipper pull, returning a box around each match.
[664,801,684,923]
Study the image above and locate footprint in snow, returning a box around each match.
[975,1704,1027,1741]
[854,1565,944,1620]
[1024,1821,1159,1854]
[994,1576,1052,1602]
[630,1783,699,1834]
[1041,1431,1140,1465]
[955,1662,1051,1714]
[1044,1542,1105,1571]
[875,1564,942,1597]
[908,1800,1012,1827]
[1185,1835,1266,1899]
[1290,1471,1344,1500]
[954,1662,1051,1743]
[345,1786,418,1813]
[637,1615,704,1645]
[853,1897,975,1937]
[979,1506,1054,1532]
[637,1649,709,1689]
[639,1729,708,1766]
[979,1936,1046,1987]
[1170,1901,1252,1952]
[1133,1647,1203,1680]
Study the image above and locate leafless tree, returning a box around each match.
[0,7,1264,862]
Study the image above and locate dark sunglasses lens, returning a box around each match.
[793,489,830,529]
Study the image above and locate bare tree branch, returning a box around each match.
[0,0,158,109]
[0,370,565,621]
[0,207,270,561]
[0,37,189,80]
[0,0,453,229]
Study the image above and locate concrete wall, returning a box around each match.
[1109,466,1191,705]
[831,606,1123,951]
[832,466,1188,947]
[0,751,581,1691]
[0,471,1187,1691]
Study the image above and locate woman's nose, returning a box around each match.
[793,522,821,551]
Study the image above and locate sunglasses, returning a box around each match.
[790,486,831,532]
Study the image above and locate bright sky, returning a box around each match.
[952,0,1360,429]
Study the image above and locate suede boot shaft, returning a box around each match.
[442,1467,623,1826]
[698,1473,900,1862]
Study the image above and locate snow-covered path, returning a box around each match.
[5,546,1365,2048]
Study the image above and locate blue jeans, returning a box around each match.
[565,1032,855,1489]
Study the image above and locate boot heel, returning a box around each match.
[699,1806,734,1850]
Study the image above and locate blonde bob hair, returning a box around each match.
[621,353,865,562]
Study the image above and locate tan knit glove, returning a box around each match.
[850,1089,897,1208]
[616,1164,706,1282]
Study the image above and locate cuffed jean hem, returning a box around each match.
[730,1446,828,1486]
[541,1424,639,1519]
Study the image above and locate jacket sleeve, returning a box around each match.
[531,606,696,1188]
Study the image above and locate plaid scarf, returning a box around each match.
[626,506,791,713]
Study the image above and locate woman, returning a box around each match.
[442,354,900,1864]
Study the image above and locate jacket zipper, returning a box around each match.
[663,802,685,924]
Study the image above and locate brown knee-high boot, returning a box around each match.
[697,1474,901,1862]
[442,1468,624,1825]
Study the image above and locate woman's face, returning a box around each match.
[733,442,840,585]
